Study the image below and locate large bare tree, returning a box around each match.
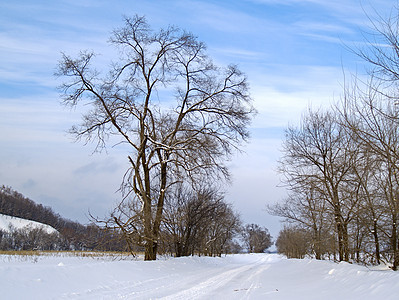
[340,81,399,269]
[278,109,358,261]
[56,16,255,260]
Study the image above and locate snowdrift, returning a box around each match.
[0,213,58,234]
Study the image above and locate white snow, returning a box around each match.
[0,213,58,234]
[1,253,399,299]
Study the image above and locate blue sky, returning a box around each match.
[0,0,395,237]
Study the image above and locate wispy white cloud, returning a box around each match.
[0,1,120,91]
[294,21,355,35]
[247,64,345,132]
[212,47,268,61]
[175,1,265,34]
[298,33,344,44]
[245,0,395,31]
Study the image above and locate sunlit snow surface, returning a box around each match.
[1,253,399,299]
[0,213,58,234]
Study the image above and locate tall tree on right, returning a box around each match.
[340,79,399,269]
[279,109,359,262]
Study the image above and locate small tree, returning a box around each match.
[268,186,331,260]
[162,184,241,257]
[276,226,311,259]
[162,185,222,257]
[57,15,255,260]
[242,223,273,253]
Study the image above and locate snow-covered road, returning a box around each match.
[159,255,277,299]
[2,253,399,299]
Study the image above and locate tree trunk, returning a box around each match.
[335,212,345,262]
[372,219,380,265]
[342,222,349,262]
[313,228,321,260]
[144,240,157,260]
[175,241,183,257]
[392,221,398,271]
[143,193,155,260]
[146,157,168,261]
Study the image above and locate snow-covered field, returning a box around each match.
[1,253,399,299]
[0,213,58,234]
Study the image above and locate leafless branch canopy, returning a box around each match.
[56,15,255,260]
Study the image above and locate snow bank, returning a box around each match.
[0,213,58,234]
[1,253,399,299]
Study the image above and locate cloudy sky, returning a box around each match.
[0,0,395,237]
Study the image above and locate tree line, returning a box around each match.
[99,183,273,256]
[271,7,399,270]
[0,185,125,251]
[0,185,272,254]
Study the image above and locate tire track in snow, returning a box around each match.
[160,256,273,300]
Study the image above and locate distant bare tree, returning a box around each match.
[201,200,242,256]
[162,186,221,257]
[57,16,255,260]
[275,226,311,259]
[268,186,332,259]
[241,223,272,253]
[162,184,241,257]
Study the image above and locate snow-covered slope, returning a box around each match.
[0,213,58,234]
[1,253,399,299]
